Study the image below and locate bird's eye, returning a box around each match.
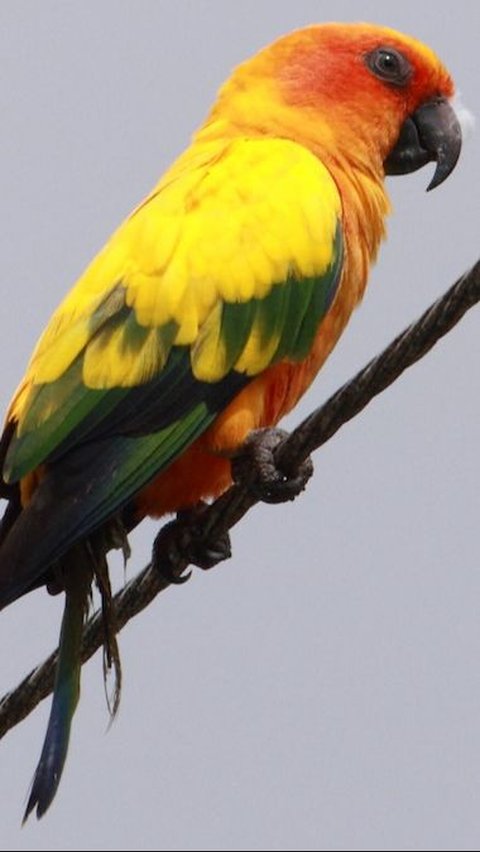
[365,47,412,86]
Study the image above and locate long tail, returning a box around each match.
[23,549,92,822]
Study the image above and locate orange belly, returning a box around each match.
[135,288,354,519]
[135,357,306,518]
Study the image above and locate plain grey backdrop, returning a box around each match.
[0,2,479,850]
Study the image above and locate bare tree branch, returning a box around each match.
[0,259,479,741]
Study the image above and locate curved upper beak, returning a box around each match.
[384,97,462,191]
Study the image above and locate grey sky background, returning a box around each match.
[0,2,479,850]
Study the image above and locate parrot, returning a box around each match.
[0,23,463,820]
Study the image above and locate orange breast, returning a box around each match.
[135,270,359,519]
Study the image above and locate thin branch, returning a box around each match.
[0,259,479,741]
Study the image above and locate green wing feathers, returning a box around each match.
[0,137,343,606]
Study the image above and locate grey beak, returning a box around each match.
[384,97,462,191]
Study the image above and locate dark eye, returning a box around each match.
[365,47,412,86]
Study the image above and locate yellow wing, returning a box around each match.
[4,136,342,484]
[12,136,340,391]
[0,135,343,604]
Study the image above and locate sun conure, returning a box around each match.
[0,23,463,820]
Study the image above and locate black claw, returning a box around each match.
[231,427,314,504]
[189,533,232,570]
[169,569,192,585]
[151,519,193,584]
[151,503,232,582]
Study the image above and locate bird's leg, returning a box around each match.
[231,427,314,504]
[152,501,232,585]
[151,428,313,585]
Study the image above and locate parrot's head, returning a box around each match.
[207,22,465,191]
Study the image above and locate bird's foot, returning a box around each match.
[152,501,232,585]
[231,427,314,504]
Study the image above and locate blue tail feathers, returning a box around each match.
[23,550,92,822]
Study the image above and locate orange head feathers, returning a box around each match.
[201,23,460,190]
